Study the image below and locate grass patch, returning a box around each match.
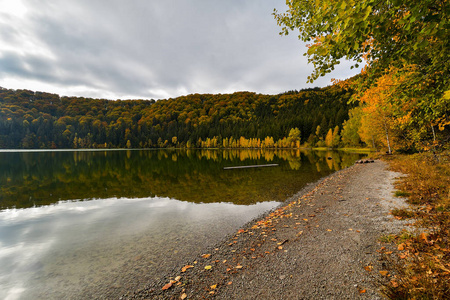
[380,234,397,243]
[394,190,410,198]
[390,208,415,219]
[337,147,375,153]
[380,151,450,299]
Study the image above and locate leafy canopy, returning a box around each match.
[274,0,449,86]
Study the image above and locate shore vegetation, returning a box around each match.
[381,152,450,298]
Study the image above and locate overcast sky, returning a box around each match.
[0,0,359,100]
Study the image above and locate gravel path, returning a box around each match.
[123,160,409,299]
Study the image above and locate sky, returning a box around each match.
[0,0,359,100]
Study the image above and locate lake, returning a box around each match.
[0,149,366,299]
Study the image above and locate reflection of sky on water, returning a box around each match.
[0,196,279,300]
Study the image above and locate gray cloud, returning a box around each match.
[0,0,359,99]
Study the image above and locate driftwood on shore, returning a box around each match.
[355,159,375,164]
[223,164,279,170]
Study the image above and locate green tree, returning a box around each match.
[341,107,363,147]
[332,126,340,148]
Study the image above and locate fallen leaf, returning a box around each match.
[201,254,211,259]
[327,229,332,232]
[380,270,389,276]
[162,280,176,290]
[181,265,194,272]
[210,284,217,289]
[390,280,399,287]
[419,232,428,243]
[364,265,373,272]
[297,231,303,236]
[180,293,187,300]
[359,289,366,294]
[278,246,283,250]
[303,219,308,221]
[235,265,243,269]
[204,265,212,270]
[174,276,181,281]
[209,291,215,295]
[223,260,227,263]
[227,281,232,285]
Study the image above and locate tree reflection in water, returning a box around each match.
[0,149,366,209]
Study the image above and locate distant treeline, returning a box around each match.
[0,86,354,149]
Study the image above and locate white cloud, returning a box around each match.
[0,0,360,100]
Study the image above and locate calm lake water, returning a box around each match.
[0,149,366,299]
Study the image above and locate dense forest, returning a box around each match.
[0,85,353,149]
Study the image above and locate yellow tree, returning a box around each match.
[332,126,340,148]
[325,129,333,148]
[287,127,301,148]
[357,65,448,152]
[358,70,397,153]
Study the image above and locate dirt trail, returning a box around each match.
[124,160,409,299]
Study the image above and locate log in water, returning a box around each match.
[223,164,279,170]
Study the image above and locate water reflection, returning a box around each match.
[0,196,278,300]
[0,149,366,299]
[0,149,364,209]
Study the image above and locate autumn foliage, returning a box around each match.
[0,86,353,149]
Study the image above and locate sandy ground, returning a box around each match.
[123,160,409,299]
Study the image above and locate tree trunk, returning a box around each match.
[431,124,436,142]
[384,120,392,154]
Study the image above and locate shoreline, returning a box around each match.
[123,160,409,299]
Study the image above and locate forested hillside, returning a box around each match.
[0,85,353,149]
